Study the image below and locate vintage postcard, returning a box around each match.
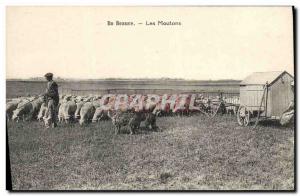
[6,6,294,191]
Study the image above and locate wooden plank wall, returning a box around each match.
[240,85,265,111]
[268,73,294,116]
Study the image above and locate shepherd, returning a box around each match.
[43,72,59,128]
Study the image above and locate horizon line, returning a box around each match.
[6,77,243,81]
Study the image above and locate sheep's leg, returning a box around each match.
[58,113,63,123]
[115,126,120,135]
[27,111,34,121]
[131,121,138,134]
[137,122,141,129]
[150,120,157,131]
[129,126,134,135]
[152,119,157,130]
[99,113,104,121]
[145,119,150,130]
[234,106,238,116]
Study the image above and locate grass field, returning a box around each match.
[7,115,294,190]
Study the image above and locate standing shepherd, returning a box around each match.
[43,72,59,128]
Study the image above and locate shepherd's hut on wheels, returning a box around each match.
[237,71,294,126]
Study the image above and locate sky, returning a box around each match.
[6,6,294,80]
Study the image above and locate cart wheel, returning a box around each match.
[237,105,250,126]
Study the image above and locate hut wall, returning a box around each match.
[268,73,294,117]
[240,85,265,111]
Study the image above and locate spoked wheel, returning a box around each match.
[237,105,250,126]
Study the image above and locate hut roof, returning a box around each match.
[240,71,293,85]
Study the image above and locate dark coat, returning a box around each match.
[45,80,59,105]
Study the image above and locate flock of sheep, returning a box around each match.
[6,94,240,134]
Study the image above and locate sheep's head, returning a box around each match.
[12,113,19,122]
[11,109,21,122]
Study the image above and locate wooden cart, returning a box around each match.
[237,71,294,126]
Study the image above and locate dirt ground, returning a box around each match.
[7,115,294,190]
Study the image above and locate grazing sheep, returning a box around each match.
[92,107,110,122]
[12,96,44,122]
[63,100,77,123]
[57,96,75,123]
[79,102,96,125]
[6,99,23,121]
[74,100,85,121]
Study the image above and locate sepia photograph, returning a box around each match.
[6,6,295,191]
